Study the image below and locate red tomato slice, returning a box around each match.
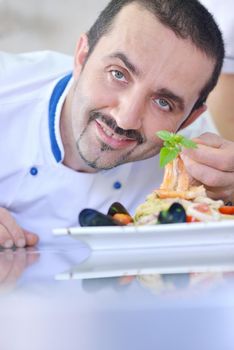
[186,215,200,223]
[219,206,234,215]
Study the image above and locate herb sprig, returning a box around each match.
[156,130,197,168]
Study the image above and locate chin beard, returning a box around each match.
[76,138,139,170]
[75,110,145,170]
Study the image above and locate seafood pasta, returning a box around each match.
[134,156,233,225]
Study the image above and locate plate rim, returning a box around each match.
[53,219,234,236]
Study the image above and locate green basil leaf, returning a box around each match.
[156,130,172,141]
[174,144,182,153]
[157,130,197,168]
[180,138,197,149]
[159,147,179,168]
[174,134,183,143]
[164,140,173,148]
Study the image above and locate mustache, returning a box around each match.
[89,111,144,144]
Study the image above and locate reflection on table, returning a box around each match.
[0,242,234,350]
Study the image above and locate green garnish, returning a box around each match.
[156,130,197,168]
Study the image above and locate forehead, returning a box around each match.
[89,3,214,103]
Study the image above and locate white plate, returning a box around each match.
[53,220,234,251]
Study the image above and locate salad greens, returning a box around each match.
[156,130,197,168]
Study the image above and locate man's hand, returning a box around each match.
[0,208,39,249]
[181,132,234,203]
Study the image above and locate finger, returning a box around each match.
[0,224,14,249]
[181,143,234,172]
[24,231,39,247]
[206,189,232,202]
[205,183,234,202]
[181,154,234,188]
[0,208,26,247]
[192,132,225,148]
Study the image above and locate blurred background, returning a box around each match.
[0,0,233,141]
[0,0,109,54]
[0,0,232,56]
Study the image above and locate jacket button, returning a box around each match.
[30,167,38,176]
[113,181,122,190]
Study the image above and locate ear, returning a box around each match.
[178,104,207,130]
[73,34,89,80]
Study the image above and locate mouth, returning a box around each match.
[95,119,138,149]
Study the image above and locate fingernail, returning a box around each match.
[16,238,26,248]
[4,240,14,249]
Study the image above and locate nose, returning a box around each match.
[111,91,144,130]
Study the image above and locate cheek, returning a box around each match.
[143,117,179,143]
[81,68,121,108]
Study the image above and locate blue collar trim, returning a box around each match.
[48,73,72,162]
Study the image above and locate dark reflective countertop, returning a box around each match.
[1,237,234,350]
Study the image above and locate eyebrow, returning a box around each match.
[108,52,185,111]
[109,52,140,76]
[156,88,185,111]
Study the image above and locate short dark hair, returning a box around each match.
[87,0,224,111]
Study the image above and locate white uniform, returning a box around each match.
[201,0,234,73]
[0,51,217,243]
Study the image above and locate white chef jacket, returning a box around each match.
[201,0,234,73]
[0,51,217,244]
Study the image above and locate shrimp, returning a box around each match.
[155,156,206,200]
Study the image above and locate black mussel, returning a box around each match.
[79,208,124,227]
[225,201,233,206]
[158,202,186,224]
[158,210,171,224]
[169,203,187,223]
[107,202,133,224]
[107,202,131,217]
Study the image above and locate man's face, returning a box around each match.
[67,3,214,172]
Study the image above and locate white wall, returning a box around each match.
[0,0,109,54]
